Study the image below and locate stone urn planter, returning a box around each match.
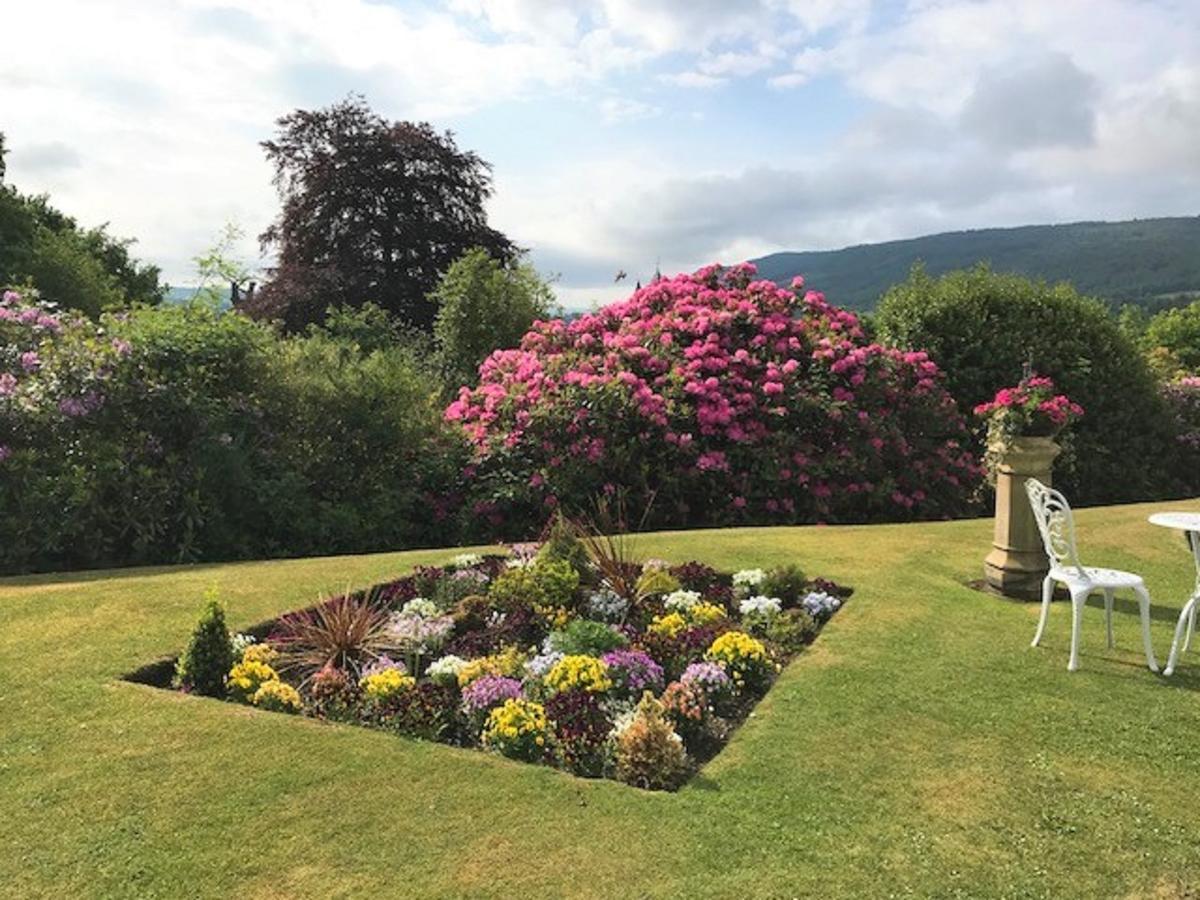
[983,435,1061,599]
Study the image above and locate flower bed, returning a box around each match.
[159,535,851,791]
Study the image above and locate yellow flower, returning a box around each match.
[688,602,726,626]
[457,646,527,687]
[707,630,767,665]
[227,659,278,702]
[252,679,302,713]
[648,612,687,638]
[545,655,612,694]
[360,668,416,701]
[241,643,278,665]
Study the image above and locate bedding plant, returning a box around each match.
[164,526,850,790]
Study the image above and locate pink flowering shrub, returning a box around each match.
[446,263,980,535]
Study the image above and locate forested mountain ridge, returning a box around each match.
[752,217,1200,311]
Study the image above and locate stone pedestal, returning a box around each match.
[984,436,1061,600]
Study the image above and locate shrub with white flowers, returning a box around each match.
[426,654,467,686]
[738,595,782,617]
[664,589,702,613]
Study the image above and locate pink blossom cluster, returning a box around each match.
[974,374,1084,430]
[445,263,980,531]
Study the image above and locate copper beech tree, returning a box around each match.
[248,96,516,332]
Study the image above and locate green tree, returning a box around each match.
[432,248,556,389]
[1143,299,1200,372]
[192,222,252,306]
[175,590,235,697]
[876,263,1182,504]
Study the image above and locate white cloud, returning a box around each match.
[661,71,727,89]
[599,96,662,124]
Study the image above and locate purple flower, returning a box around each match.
[18,308,38,324]
[389,612,454,652]
[59,394,99,418]
[601,649,664,696]
[0,373,16,397]
[461,675,522,714]
[361,656,407,678]
[0,445,10,463]
[111,338,132,356]
[19,351,40,373]
[680,661,732,696]
[1,290,19,305]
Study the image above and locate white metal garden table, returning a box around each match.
[1148,512,1200,676]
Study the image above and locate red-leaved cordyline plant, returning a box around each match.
[446,263,981,536]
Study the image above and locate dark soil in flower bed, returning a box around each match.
[137,535,851,791]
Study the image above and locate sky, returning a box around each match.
[3,0,1199,310]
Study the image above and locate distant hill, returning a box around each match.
[751,216,1200,312]
[165,286,232,307]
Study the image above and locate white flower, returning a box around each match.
[427,654,466,686]
[732,568,767,589]
[451,553,483,568]
[525,650,564,679]
[402,597,438,618]
[231,633,257,656]
[642,558,671,573]
[609,707,638,739]
[505,557,530,569]
[739,595,782,617]
[587,589,628,622]
[664,589,702,612]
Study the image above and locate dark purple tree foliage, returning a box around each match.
[248,95,517,331]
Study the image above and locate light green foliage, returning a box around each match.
[431,247,557,390]
[546,619,628,656]
[876,263,1181,503]
[634,569,681,600]
[1143,298,1200,373]
[535,513,591,574]
[488,558,580,610]
[174,589,235,697]
[191,222,252,307]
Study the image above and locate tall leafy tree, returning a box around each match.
[432,247,557,390]
[248,96,516,332]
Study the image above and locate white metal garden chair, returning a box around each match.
[1025,479,1159,673]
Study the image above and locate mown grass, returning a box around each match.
[3,501,1200,898]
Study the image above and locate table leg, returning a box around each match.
[1164,593,1200,677]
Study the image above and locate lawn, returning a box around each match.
[3,500,1200,899]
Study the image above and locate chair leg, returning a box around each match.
[1104,588,1115,649]
[1165,595,1199,676]
[1068,586,1088,672]
[1133,583,1159,673]
[1185,603,1197,654]
[1032,575,1054,647]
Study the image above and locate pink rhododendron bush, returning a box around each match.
[447,264,981,535]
